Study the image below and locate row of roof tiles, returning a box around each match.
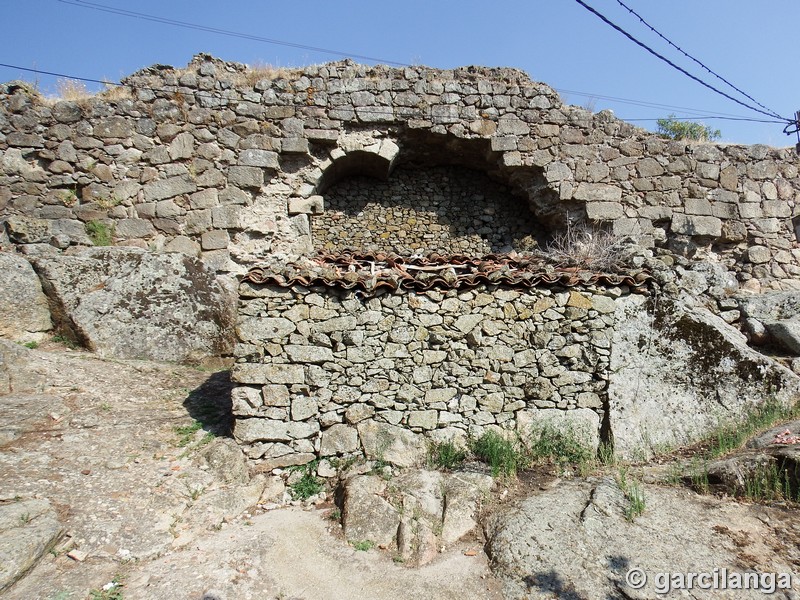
[242,252,652,296]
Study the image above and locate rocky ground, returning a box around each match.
[2,339,800,599]
[0,340,502,600]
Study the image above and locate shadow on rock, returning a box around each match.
[183,370,234,437]
[523,570,587,600]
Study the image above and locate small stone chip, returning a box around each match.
[67,549,88,562]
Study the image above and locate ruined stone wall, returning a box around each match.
[1,54,799,290]
[231,280,622,467]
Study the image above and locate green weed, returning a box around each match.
[58,187,78,207]
[23,341,39,349]
[289,462,323,500]
[52,334,79,349]
[174,420,203,447]
[597,441,616,466]
[186,485,205,501]
[85,220,114,246]
[470,431,528,478]
[88,574,124,600]
[427,440,467,471]
[351,539,375,552]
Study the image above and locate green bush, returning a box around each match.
[656,114,721,142]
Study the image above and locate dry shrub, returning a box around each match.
[544,222,626,272]
[238,61,299,87]
[98,82,132,102]
[55,78,91,101]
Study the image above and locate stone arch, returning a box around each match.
[309,130,563,256]
[316,138,400,195]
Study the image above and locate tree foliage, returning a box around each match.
[656,114,721,142]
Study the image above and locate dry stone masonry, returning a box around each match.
[3,53,800,462]
[232,280,624,466]
[1,53,799,288]
[314,165,542,255]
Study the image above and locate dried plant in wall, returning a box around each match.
[543,222,627,272]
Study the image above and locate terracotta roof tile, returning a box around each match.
[242,252,652,296]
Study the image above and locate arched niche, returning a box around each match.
[310,131,564,256]
[316,150,395,195]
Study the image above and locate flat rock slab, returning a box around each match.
[0,498,63,592]
[30,247,235,363]
[487,477,800,599]
[0,252,52,343]
[118,507,503,600]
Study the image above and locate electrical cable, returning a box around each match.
[44,0,799,131]
[573,0,794,124]
[55,0,410,67]
[0,62,118,87]
[622,115,786,124]
[555,87,765,119]
[614,0,784,121]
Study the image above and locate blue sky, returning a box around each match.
[3,0,799,146]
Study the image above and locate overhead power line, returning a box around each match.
[55,0,409,67]
[0,62,118,88]
[614,0,782,120]
[555,87,769,120]
[573,0,793,124]
[622,116,786,124]
[47,0,798,131]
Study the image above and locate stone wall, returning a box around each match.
[1,54,799,290]
[314,165,541,255]
[231,279,625,467]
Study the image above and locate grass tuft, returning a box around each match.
[470,431,527,478]
[617,467,646,521]
[708,399,799,458]
[351,539,375,552]
[427,440,468,471]
[529,424,593,466]
[543,222,626,272]
[85,220,114,246]
[742,461,799,503]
